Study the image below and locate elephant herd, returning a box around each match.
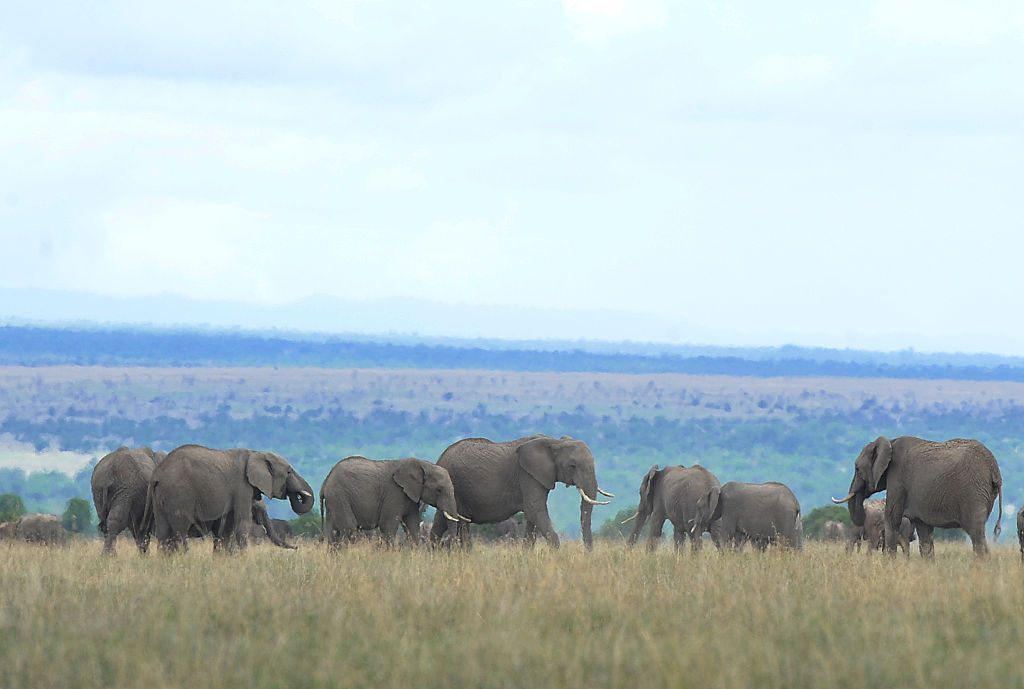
[0,433,1016,560]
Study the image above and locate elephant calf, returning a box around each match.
[710,481,802,550]
[623,464,721,552]
[847,499,915,556]
[91,446,163,554]
[321,456,466,547]
[5,514,67,546]
[822,520,848,542]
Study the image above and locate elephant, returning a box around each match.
[846,499,916,555]
[822,520,848,542]
[91,446,163,554]
[13,513,67,545]
[709,482,802,550]
[248,500,297,549]
[833,436,1003,557]
[429,435,613,549]
[145,444,314,553]
[0,521,18,540]
[622,464,721,552]
[1017,507,1024,563]
[493,516,523,542]
[320,456,465,547]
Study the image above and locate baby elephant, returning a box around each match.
[847,499,915,556]
[710,481,802,550]
[320,456,467,547]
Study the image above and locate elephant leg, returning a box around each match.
[429,510,451,547]
[647,514,666,552]
[522,483,558,548]
[672,526,685,552]
[915,522,935,559]
[456,521,473,550]
[402,512,421,548]
[964,519,989,558]
[524,519,538,549]
[898,531,911,558]
[380,516,402,548]
[102,503,130,555]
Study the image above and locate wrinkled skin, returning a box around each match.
[626,464,721,552]
[846,499,915,556]
[91,446,163,554]
[822,521,848,542]
[13,513,67,546]
[1017,508,1024,564]
[836,436,1002,558]
[429,435,612,550]
[710,482,802,550]
[146,444,313,553]
[321,456,461,548]
[247,499,297,549]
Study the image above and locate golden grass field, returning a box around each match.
[2,541,1023,689]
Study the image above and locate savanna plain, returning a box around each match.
[2,540,1022,689]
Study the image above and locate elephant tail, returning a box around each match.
[93,484,111,534]
[141,479,156,539]
[319,491,325,544]
[994,482,1003,538]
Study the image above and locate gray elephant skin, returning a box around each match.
[623,464,721,551]
[248,499,297,549]
[1017,508,1024,563]
[710,481,802,550]
[429,435,613,549]
[321,456,465,547]
[91,446,164,554]
[833,436,1002,557]
[146,444,314,552]
[5,514,67,545]
[822,521,848,542]
[847,499,915,555]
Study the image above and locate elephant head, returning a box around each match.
[516,436,612,548]
[393,460,464,522]
[832,436,892,526]
[691,484,721,537]
[244,451,315,514]
[624,465,660,545]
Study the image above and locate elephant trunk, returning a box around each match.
[626,505,651,546]
[286,474,315,514]
[579,471,599,549]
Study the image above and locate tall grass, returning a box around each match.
[1,541,1022,689]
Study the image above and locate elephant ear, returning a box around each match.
[393,460,425,504]
[517,439,556,491]
[245,452,279,497]
[639,465,659,507]
[869,437,893,492]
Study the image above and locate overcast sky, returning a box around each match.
[2,1,1023,352]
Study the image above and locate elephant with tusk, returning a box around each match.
[430,434,612,549]
[624,464,721,552]
[833,436,1002,557]
[144,444,314,553]
[320,456,465,548]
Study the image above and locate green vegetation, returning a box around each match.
[596,506,642,540]
[802,505,853,539]
[61,497,93,534]
[288,513,323,539]
[1,541,1022,689]
[0,493,25,522]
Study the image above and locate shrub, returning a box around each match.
[0,493,25,522]
[61,497,93,534]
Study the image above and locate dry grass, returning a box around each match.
[2,541,1023,689]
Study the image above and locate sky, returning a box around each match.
[1,1,1023,352]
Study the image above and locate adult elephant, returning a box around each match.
[321,456,466,547]
[429,435,613,549]
[91,446,164,554]
[14,514,67,545]
[710,482,802,550]
[846,499,915,556]
[146,445,313,552]
[832,436,1002,557]
[622,464,721,552]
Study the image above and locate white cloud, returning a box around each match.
[870,0,1024,46]
[749,55,833,86]
[562,0,668,45]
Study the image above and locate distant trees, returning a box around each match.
[61,497,92,533]
[289,513,322,539]
[0,493,25,522]
[596,506,643,540]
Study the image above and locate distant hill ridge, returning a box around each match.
[2,324,1024,381]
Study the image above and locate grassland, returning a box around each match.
[2,540,1023,689]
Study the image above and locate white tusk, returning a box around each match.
[443,511,460,522]
[299,491,312,498]
[597,488,615,498]
[620,512,639,524]
[831,492,856,505]
[578,487,610,506]
[457,513,472,522]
